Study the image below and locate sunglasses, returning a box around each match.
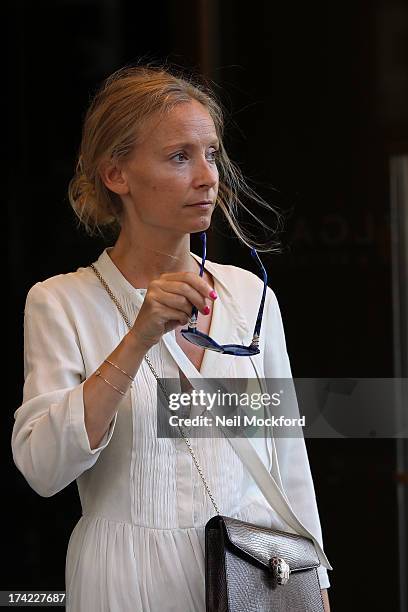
[180,232,267,356]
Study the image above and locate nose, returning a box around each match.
[192,155,218,189]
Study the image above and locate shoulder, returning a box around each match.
[207,259,278,306]
[24,262,102,318]
[207,259,265,290]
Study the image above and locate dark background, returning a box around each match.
[6,0,408,610]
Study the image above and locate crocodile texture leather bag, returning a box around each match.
[205,514,324,611]
[91,265,326,612]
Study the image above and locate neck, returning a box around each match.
[108,226,201,289]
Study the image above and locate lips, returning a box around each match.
[188,200,212,208]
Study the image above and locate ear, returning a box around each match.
[99,159,130,195]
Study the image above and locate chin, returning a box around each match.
[190,217,212,232]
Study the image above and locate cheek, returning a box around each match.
[128,162,196,201]
[150,171,190,195]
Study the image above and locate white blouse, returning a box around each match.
[12,247,331,611]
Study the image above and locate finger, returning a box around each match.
[160,271,214,300]
[156,281,210,314]
[153,285,210,316]
[159,304,191,326]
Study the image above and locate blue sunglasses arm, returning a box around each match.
[249,248,268,346]
[187,232,207,330]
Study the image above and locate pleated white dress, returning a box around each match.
[12,248,331,611]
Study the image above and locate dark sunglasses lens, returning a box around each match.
[233,346,251,356]
[222,344,260,356]
[181,332,216,349]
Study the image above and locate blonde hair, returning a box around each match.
[68,62,285,252]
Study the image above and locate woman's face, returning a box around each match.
[119,99,219,236]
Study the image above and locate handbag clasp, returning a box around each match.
[269,557,290,585]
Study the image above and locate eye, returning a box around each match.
[172,152,188,162]
[170,148,219,163]
[207,148,219,163]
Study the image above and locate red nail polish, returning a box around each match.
[203,305,211,315]
[209,290,217,300]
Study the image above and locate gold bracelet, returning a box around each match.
[95,369,128,396]
[104,359,134,381]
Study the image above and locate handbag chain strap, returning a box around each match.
[90,264,220,515]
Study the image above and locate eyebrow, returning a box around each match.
[162,139,220,152]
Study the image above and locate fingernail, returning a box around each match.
[209,290,217,300]
[203,305,211,315]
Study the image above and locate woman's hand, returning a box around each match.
[130,271,216,350]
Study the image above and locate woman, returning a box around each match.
[12,65,331,611]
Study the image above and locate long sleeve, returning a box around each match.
[12,281,117,497]
[263,286,331,589]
